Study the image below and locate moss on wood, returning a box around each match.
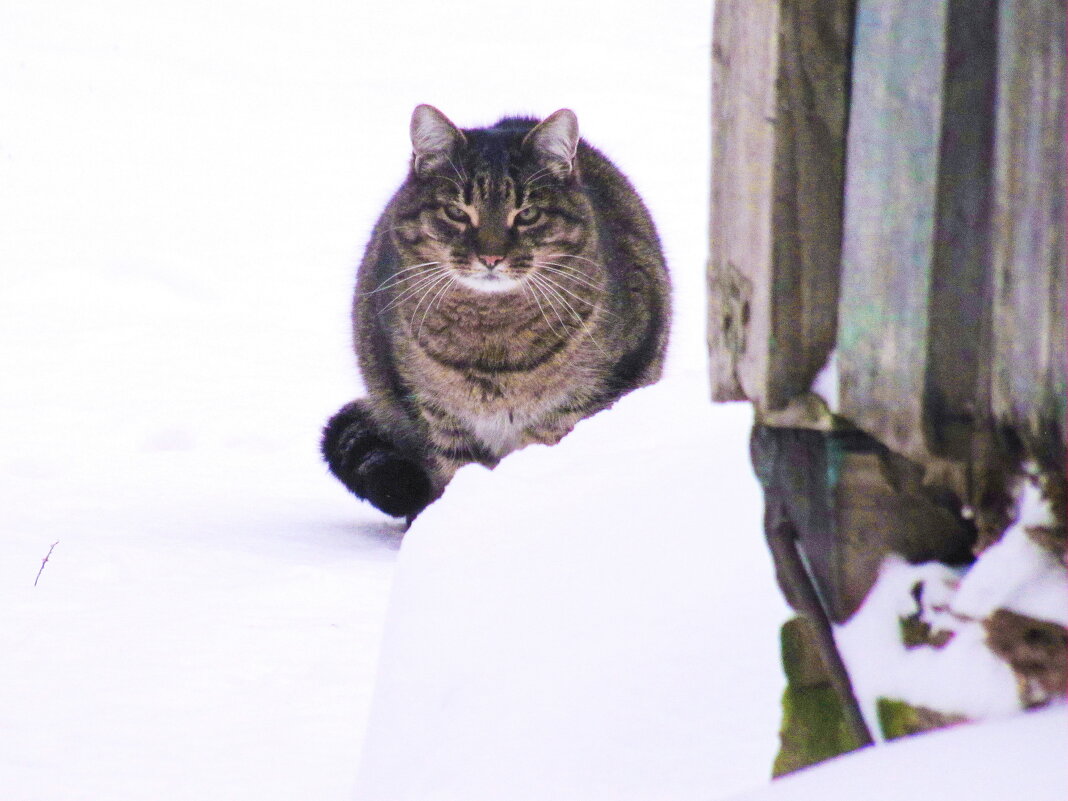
[773,617,864,776]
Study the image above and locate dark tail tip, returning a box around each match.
[321,402,433,518]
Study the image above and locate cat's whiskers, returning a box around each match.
[373,266,450,309]
[526,165,555,182]
[533,281,572,341]
[361,261,442,295]
[534,265,620,320]
[524,178,554,196]
[529,274,588,327]
[446,178,466,196]
[533,261,604,292]
[533,270,601,313]
[442,154,469,185]
[415,273,457,338]
[377,266,452,314]
[522,280,567,341]
[529,273,611,359]
[405,270,454,330]
[529,277,577,336]
[523,165,558,191]
[543,253,605,268]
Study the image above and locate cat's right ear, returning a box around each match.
[410,105,466,179]
[522,109,580,179]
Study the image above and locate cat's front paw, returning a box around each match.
[357,451,433,518]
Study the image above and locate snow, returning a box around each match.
[1,1,1063,800]
[952,479,1068,626]
[356,380,788,801]
[836,558,1022,729]
[833,471,1068,732]
[810,348,840,414]
[836,478,1068,728]
[724,704,1068,801]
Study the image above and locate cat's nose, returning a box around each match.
[479,255,505,269]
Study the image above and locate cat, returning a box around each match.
[321,104,671,520]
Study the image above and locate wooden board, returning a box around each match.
[708,0,852,412]
[837,0,950,462]
[834,0,1013,466]
[924,0,999,460]
[988,0,1068,457]
[708,0,780,403]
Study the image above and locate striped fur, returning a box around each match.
[322,106,671,518]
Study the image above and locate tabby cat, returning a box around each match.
[321,105,670,519]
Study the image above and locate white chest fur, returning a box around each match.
[467,409,533,458]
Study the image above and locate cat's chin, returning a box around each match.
[455,273,524,294]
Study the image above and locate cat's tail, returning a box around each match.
[320,400,434,519]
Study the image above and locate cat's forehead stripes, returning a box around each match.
[468,172,519,206]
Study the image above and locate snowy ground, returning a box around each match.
[0,1,730,797]
[355,380,789,801]
[726,704,1067,801]
[2,2,1064,800]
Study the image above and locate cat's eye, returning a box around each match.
[515,206,541,226]
[443,204,470,223]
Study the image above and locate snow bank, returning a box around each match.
[724,705,1067,801]
[355,376,792,801]
[2,0,726,796]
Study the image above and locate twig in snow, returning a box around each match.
[34,541,59,587]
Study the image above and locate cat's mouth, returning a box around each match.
[454,263,524,294]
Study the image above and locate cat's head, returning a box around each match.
[391,105,598,295]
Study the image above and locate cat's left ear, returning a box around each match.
[523,109,580,179]
[410,104,466,178]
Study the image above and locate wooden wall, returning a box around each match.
[710,0,1066,615]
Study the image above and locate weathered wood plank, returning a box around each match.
[768,1,853,412]
[988,0,1067,457]
[837,0,949,461]
[924,0,999,460]
[708,1,779,403]
[708,0,852,412]
[838,0,971,464]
